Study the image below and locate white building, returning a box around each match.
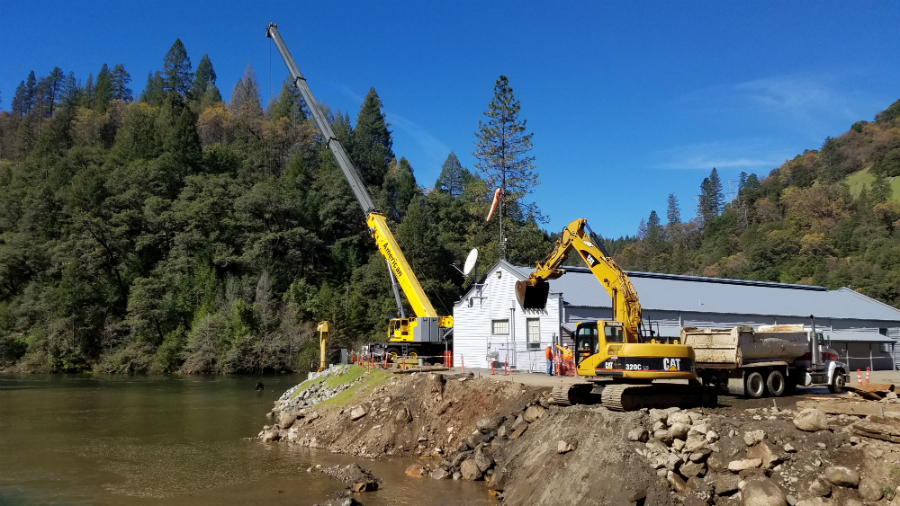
[452,260,900,371]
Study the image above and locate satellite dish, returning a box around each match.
[463,248,479,276]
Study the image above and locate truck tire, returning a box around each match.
[828,371,846,394]
[385,347,401,362]
[765,370,786,397]
[744,371,766,399]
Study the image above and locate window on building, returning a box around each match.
[492,320,509,335]
[881,343,893,353]
[880,328,888,336]
[526,318,541,350]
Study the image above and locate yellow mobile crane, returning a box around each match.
[517,218,716,410]
[267,24,452,362]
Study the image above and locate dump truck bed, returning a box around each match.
[681,326,809,368]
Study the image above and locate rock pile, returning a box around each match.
[413,395,551,500]
[629,406,885,506]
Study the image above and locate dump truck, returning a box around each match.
[682,323,849,398]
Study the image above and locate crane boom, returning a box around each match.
[266,23,446,324]
[516,218,642,342]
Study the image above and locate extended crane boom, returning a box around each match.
[266,24,451,354]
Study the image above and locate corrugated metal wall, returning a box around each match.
[453,263,561,372]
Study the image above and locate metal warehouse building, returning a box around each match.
[452,260,900,372]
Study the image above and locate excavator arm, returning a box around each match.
[267,23,450,330]
[516,218,642,342]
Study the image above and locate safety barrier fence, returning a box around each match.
[346,350,455,370]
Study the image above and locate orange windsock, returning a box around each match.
[486,187,502,222]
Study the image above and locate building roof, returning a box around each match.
[826,331,896,343]
[501,262,900,322]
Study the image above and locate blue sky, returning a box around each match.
[2,1,899,238]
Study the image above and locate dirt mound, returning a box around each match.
[263,369,898,505]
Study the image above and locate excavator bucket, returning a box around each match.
[515,280,551,309]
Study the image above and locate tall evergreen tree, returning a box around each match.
[45,67,65,117]
[11,81,26,117]
[698,177,713,225]
[111,64,133,102]
[666,193,681,225]
[23,71,37,114]
[473,75,539,258]
[229,64,262,119]
[92,64,112,112]
[268,81,306,124]
[60,72,79,107]
[163,38,192,97]
[435,152,472,197]
[139,71,166,106]
[83,73,94,107]
[708,167,724,215]
[191,54,219,103]
[351,87,394,189]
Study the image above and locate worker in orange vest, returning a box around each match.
[545,345,554,375]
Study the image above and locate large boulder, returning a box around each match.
[793,409,829,432]
[476,415,504,434]
[746,441,782,470]
[431,468,450,480]
[628,427,649,442]
[740,476,786,506]
[669,422,690,440]
[808,477,832,497]
[743,430,767,446]
[795,499,829,506]
[350,405,368,421]
[716,474,740,496]
[460,459,483,481]
[523,405,545,423]
[858,477,883,500]
[279,411,299,429]
[824,466,860,488]
[473,447,494,472]
[728,458,762,472]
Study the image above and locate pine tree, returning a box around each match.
[351,87,394,189]
[83,73,94,107]
[473,75,539,257]
[268,81,306,124]
[139,71,166,106]
[698,177,713,225]
[708,168,724,214]
[111,64,133,102]
[11,81,26,117]
[666,193,681,225]
[45,67,64,117]
[435,152,472,197]
[23,71,37,114]
[191,54,218,103]
[229,64,262,119]
[92,64,112,112]
[163,38,192,98]
[60,72,79,107]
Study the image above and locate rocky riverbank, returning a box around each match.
[261,366,900,505]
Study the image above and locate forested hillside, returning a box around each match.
[0,40,551,373]
[1,37,898,374]
[614,98,900,308]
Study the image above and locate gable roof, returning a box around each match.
[501,264,900,322]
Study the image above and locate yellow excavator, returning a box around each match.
[516,218,716,410]
[267,24,452,363]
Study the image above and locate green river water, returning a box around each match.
[0,374,492,506]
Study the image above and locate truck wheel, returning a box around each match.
[765,370,786,397]
[385,347,400,362]
[828,372,846,394]
[744,371,766,399]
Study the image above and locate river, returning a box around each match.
[0,374,492,506]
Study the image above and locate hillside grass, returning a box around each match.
[846,167,900,200]
[321,366,393,407]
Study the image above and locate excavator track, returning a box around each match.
[549,383,597,406]
[600,383,717,412]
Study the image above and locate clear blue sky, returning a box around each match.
[2,1,899,238]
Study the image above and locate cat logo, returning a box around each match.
[662,358,681,371]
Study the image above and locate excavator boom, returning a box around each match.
[516,218,642,342]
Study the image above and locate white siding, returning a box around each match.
[453,263,561,372]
